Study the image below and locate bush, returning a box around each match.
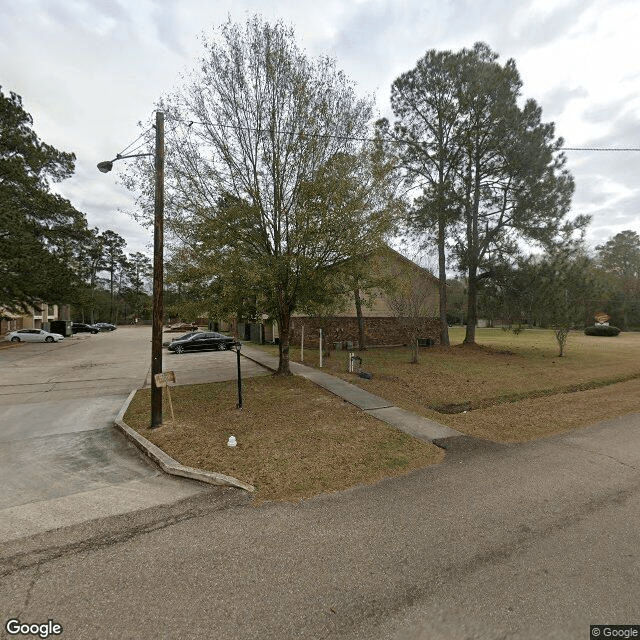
[584,325,621,337]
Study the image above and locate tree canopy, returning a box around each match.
[595,230,640,328]
[125,17,400,373]
[0,86,83,311]
[381,43,580,345]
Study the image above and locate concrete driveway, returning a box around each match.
[0,327,269,540]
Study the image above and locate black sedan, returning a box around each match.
[71,322,99,334]
[94,322,117,331]
[167,331,236,354]
[163,331,199,347]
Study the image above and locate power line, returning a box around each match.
[174,117,377,143]
[115,122,182,158]
[117,126,154,157]
[563,147,640,152]
[169,116,640,151]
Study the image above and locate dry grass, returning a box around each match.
[124,375,443,504]
[445,378,640,442]
[251,328,640,442]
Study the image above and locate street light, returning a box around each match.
[97,153,152,174]
[97,111,165,429]
[235,341,243,409]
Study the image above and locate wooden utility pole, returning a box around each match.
[151,111,165,428]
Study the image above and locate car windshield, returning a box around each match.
[176,332,198,341]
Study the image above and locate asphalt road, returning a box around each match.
[1,328,638,639]
[1,408,638,639]
[0,327,268,538]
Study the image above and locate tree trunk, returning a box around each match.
[354,288,366,350]
[438,216,450,346]
[276,308,292,375]
[463,152,480,346]
[464,266,478,345]
[109,270,114,323]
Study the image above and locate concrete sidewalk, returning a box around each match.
[240,345,462,446]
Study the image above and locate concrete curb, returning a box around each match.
[0,341,22,350]
[114,390,255,493]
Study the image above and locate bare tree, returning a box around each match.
[383,257,437,363]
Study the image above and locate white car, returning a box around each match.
[6,329,65,343]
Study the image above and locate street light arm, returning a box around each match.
[97,152,153,173]
[116,152,153,160]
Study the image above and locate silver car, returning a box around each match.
[6,329,65,343]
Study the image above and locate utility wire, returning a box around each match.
[115,122,183,158]
[117,125,154,157]
[168,116,640,151]
[112,114,639,155]
[563,147,640,152]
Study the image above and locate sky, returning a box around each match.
[2,0,639,260]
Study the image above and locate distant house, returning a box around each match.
[236,246,442,348]
[1,303,64,334]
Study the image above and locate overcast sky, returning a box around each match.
[2,0,639,260]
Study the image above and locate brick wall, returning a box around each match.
[288,316,442,348]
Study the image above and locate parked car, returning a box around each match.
[94,322,117,331]
[7,329,65,343]
[167,331,236,354]
[71,322,99,334]
[166,322,200,332]
[162,331,200,347]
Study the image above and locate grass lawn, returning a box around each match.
[250,327,640,442]
[124,375,444,504]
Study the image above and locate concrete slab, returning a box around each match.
[241,348,280,371]
[0,475,208,543]
[0,395,128,442]
[152,351,269,387]
[0,426,159,509]
[240,347,392,409]
[291,365,394,410]
[365,406,462,442]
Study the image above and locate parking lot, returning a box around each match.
[0,326,269,540]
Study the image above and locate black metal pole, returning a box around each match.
[236,345,243,409]
[151,110,164,428]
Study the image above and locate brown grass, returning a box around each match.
[251,328,640,442]
[124,375,443,504]
[444,378,640,441]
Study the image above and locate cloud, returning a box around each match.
[2,0,639,260]
[500,0,595,51]
[539,85,588,119]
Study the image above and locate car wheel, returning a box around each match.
[10,337,20,343]
[174,345,184,354]
[92,330,98,334]
[45,336,54,343]
[217,342,226,351]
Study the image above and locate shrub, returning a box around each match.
[584,325,621,336]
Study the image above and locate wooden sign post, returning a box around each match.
[153,371,176,428]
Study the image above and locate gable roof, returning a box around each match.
[375,244,440,284]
